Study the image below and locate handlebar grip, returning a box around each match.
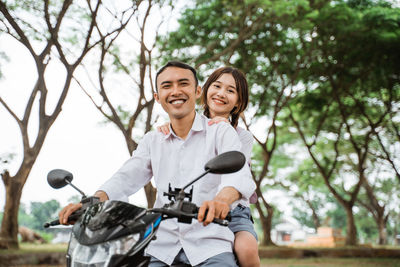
[43,219,60,228]
[212,217,229,226]
[43,210,83,228]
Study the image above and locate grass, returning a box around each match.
[0,243,67,255]
[1,244,400,267]
[260,258,400,267]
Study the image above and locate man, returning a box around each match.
[59,61,255,266]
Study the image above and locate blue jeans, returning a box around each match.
[228,204,258,240]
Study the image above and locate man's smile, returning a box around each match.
[169,98,187,105]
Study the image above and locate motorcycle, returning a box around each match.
[44,151,246,267]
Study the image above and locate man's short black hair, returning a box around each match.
[155,61,198,91]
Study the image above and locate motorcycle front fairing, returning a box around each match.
[66,200,162,267]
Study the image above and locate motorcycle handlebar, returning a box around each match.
[43,210,83,228]
[150,207,231,227]
[45,202,232,228]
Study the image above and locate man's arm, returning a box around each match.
[197,186,240,226]
[59,132,154,225]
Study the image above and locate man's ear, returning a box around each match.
[195,85,202,99]
[154,92,160,103]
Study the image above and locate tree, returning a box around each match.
[159,0,317,245]
[283,159,332,231]
[75,0,177,208]
[288,0,400,245]
[0,0,138,249]
[356,157,399,244]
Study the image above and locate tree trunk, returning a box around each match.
[144,183,157,208]
[377,216,387,245]
[0,171,23,249]
[344,205,358,246]
[127,141,157,208]
[306,200,321,231]
[255,201,275,246]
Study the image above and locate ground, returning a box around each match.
[1,244,400,266]
[260,258,400,267]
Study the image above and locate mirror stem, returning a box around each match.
[65,179,87,198]
[182,169,210,191]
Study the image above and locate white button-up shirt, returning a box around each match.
[99,113,256,265]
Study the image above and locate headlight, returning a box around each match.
[67,232,140,266]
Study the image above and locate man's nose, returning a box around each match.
[171,83,181,95]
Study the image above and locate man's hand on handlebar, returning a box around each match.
[197,200,230,226]
[59,203,83,225]
[58,190,109,225]
[198,186,241,226]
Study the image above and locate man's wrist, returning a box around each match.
[94,190,109,201]
[214,186,241,206]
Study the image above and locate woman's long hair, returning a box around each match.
[201,67,249,128]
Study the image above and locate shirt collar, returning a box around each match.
[163,112,204,140]
[192,112,204,132]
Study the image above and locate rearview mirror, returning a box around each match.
[205,151,245,174]
[47,169,73,189]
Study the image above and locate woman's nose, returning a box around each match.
[216,90,225,98]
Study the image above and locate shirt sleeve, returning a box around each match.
[237,127,254,165]
[215,123,256,200]
[98,133,153,202]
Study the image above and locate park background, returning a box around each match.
[0,0,400,265]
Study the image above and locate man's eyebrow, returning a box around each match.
[160,81,172,86]
[160,78,190,86]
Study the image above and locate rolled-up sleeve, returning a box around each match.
[98,133,153,202]
[215,124,256,200]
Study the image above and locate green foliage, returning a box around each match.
[0,200,61,232]
[29,200,60,231]
[292,206,316,229]
[326,200,347,229]
[17,203,35,228]
[355,207,379,243]
[159,0,400,245]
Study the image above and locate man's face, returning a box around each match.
[155,67,201,120]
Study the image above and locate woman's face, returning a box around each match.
[206,73,239,119]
